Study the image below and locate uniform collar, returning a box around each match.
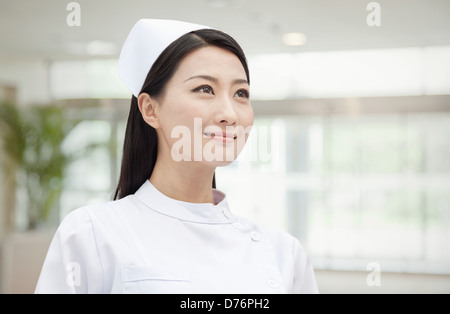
[134,180,235,224]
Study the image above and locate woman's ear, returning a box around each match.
[138,93,161,129]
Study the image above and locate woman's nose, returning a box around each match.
[215,95,237,125]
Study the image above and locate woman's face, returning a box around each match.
[151,46,254,167]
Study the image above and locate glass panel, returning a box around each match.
[219,112,450,274]
[60,120,111,215]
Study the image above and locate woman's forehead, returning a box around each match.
[175,46,247,82]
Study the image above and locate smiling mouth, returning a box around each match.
[204,132,237,143]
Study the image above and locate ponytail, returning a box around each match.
[114,96,157,200]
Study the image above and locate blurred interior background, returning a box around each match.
[1,0,450,293]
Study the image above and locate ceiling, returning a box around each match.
[0,0,449,60]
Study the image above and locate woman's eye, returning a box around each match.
[235,89,250,99]
[193,85,214,95]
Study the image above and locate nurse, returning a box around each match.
[35,19,319,294]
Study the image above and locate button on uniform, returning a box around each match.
[222,208,231,219]
[232,222,243,229]
[250,231,261,242]
[267,279,279,289]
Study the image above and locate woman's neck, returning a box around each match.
[149,157,216,204]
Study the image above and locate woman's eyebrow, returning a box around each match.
[184,75,248,85]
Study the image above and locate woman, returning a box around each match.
[35,19,318,294]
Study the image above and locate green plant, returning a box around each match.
[0,102,75,230]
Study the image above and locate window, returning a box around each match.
[218,112,450,274]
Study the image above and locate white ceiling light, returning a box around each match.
[282,32,307,46]
[86,40,117,56]
[65,40,117,56]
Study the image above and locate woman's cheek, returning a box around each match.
[242,105,254,130]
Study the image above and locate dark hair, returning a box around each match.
[114,29,250,200]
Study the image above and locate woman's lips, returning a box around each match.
[204,132,237,143]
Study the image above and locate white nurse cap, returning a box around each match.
[118,19,210,97]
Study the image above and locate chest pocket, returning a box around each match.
[121,265,192,294]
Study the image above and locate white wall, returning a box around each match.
[1,231,54,293]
